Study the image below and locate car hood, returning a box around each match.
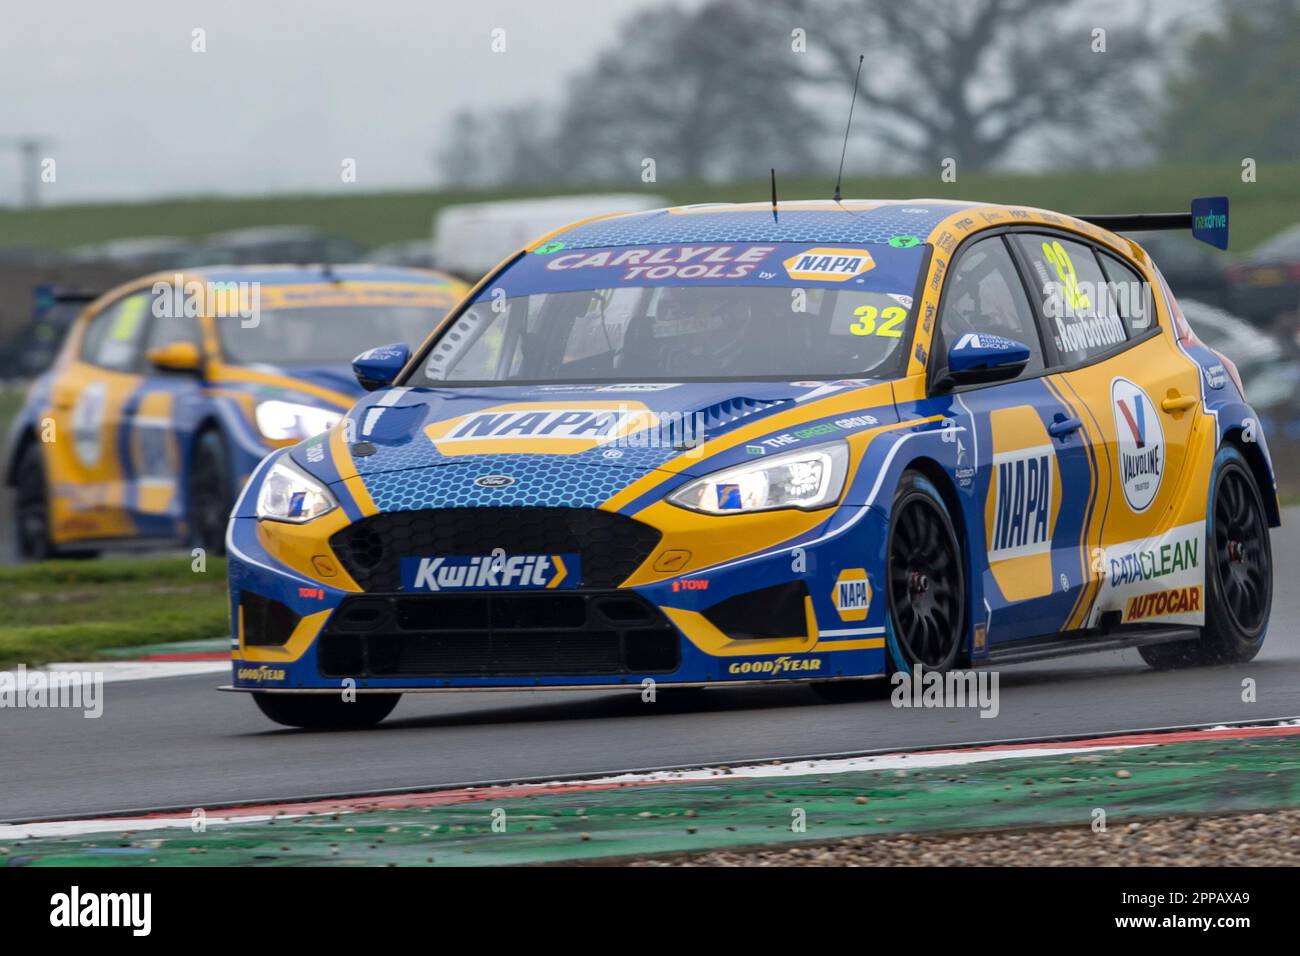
[289,379,896,489]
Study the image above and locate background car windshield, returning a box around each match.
[218,306,445,365]
[421,242,925,383]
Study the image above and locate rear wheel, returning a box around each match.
[253,692,401,729]
[1139,447,1271,669]
[188,429,233,556]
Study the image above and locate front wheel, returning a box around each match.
[12,442,99,560]
[1139,447,1272,669]
[252,692,401,729]
[885,471,967,673]
[14,442,54,560]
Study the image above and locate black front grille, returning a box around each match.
[317,591,679,678]
[329,508,662,592]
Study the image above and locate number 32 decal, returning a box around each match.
[849,304,906,337]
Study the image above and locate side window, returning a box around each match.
[939,236,1045,376]
[1097,250,1155,336]
[78,292,151,372]
[143,312,203,355]
[1013,234,1126,366]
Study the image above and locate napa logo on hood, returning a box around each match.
[424,400,661,455]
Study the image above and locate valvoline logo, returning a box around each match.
[401,552,579,591]
[1111,377,1164,513]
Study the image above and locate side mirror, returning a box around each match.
[933,333,1031,392]
[352,342,412,392]
[146,341,203,373]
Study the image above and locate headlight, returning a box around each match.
[256,459,338,523]
[254,400,341,441]
[668,441,850,514]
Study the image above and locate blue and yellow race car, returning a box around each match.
[225,198,1277,728]
[5,265,468,559]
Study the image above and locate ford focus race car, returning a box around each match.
[5,265,468,559]
[225,197,1277,728]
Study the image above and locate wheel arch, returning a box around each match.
[1221,428,1281,528]
[4,426,39,487]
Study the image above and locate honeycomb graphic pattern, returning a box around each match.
[353,433,443,475]
[553,206,963,249]
[362,453,678,511]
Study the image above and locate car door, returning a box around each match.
[122,308,208,536]
[44,288,152,544]
[1012,232,1205,630]
[932,235,1096,647]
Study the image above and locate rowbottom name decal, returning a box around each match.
[401,553,578,591]
[989,445,1055,560]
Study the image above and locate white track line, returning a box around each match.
[5,661,228,689]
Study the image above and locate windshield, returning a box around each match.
[218,305,450,365]
[417,241,927,384]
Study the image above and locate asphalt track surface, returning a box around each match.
[5,510,1300,823]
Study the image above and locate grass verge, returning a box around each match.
[1,162,1295,254]
[0,556,228,668]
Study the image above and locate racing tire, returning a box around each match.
[13,442,54,561]
[1139,447,1271,669]
[252,692,401,729]
[812,471,967,703]
[884,470,966,673]
[12,442,98,561]
[187,429,233,557]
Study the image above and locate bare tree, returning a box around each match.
[438,106,563,187]
[552,0,822,183]
[772,0,1165,171]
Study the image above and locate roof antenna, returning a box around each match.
[832,54,865,204]
[770,168,779,222]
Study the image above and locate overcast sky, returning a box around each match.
[0,0,685,205]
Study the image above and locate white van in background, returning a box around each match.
[432,194,664,281]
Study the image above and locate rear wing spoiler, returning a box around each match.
[1075,196,1229,250]
[32,285,100,317]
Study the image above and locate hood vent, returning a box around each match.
[694,396,792,433]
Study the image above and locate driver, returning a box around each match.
[649,286,761,375]
[944,260,1026,340]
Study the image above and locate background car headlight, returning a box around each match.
[256,459,338,522]
[254,400,341,441]
[668,441,850,514]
